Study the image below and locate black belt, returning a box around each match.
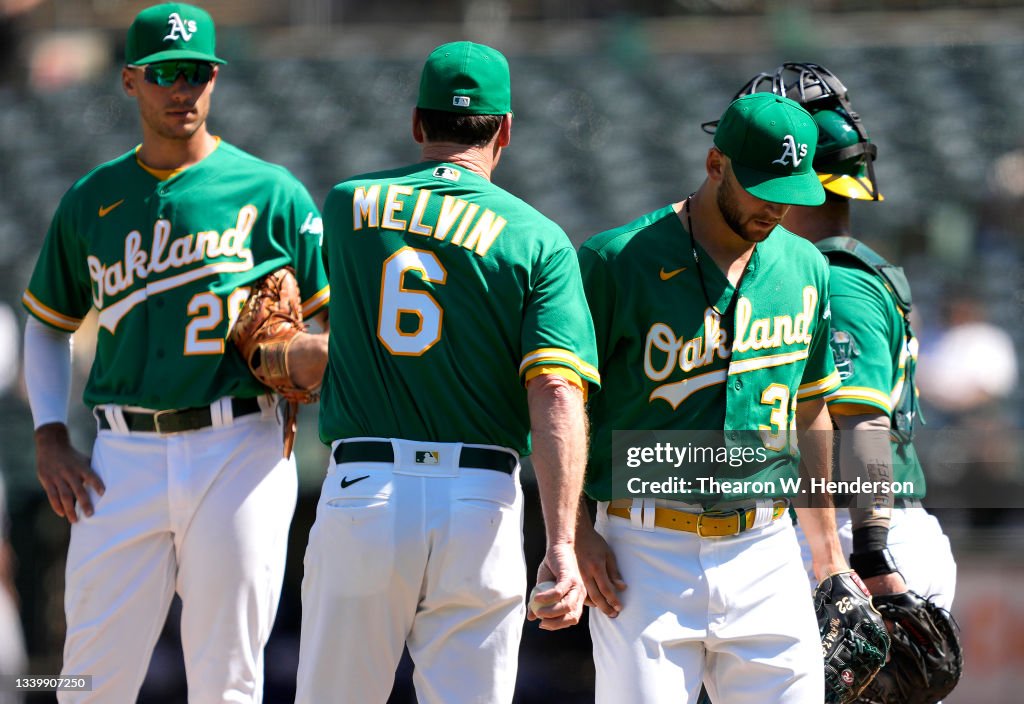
[96,397,262,434]
[333,441,517,475]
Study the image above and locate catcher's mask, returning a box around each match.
[703,62,881,201]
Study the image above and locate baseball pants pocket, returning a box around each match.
[437,471,525,604]
[313,470,395,596]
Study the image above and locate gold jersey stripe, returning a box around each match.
[827,399,891,416]
[797,369,842,400]
[302,284,330,317]
[22,291,82,331]
[826,385,893,413]
[827,385,893,407]
[520,347,600,384]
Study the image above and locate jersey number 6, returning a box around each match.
[378,246,448,357]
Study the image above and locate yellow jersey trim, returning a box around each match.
[21,291,81,332]
[797,370,842,400]
[302,284,330,318]
[825,386,893,414]
[134,137,222,180]
[520,347,600,386]
[827,401,890,416]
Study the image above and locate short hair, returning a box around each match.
[417,108,503,147]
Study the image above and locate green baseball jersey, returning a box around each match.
[580,205,840,502]
[318,161,600,456]
[23,141,329,411]
[820,255,926,498]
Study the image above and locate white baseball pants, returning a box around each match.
[590,500,823,704]
[296,438,527,704]
[59,400,296,703]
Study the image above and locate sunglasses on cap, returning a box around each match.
[137,61,214,87]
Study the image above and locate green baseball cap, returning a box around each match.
[713,93,825,206]
[125,3,226,66]
[417,42,511,115]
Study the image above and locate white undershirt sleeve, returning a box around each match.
[24,316,74,429]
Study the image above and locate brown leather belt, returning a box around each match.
[607,498,789,537]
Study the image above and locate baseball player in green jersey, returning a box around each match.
[740,56,958,634]
[576,93,852,704]
[296,42,600,704]
[21,4,329,701]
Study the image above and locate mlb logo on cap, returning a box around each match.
[415,451,440,465]
[417,41,512,116]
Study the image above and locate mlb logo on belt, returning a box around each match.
[415,451,440,465]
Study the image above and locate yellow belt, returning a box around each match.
[606,498,789,537]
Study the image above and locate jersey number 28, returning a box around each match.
[184,288,251,355]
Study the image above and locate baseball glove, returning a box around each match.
[231,266,318,457]
[814,570,891,703]
[855,591,963,704]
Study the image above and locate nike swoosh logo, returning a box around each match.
[340,474,370,489]
[659,266,688,281]
[98,199,125,217]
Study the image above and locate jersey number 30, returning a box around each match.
[378,247,448,356]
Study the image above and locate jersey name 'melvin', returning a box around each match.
[352,185,507,257]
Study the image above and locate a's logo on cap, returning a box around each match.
[452,96,471,108]
[164,12,197,42]
[772,135,808,167]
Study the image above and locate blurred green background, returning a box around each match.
[1,1,1023,702]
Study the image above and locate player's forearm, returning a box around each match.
[795,504,846,581]
[834,411,893,534]
[795,396,846,580]
[795,395,835,491]
[834,411,907,591]
[528,374,588,546]
[23,316,73,428]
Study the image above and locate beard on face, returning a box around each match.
[716,170,780,243]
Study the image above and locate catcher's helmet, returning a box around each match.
[704,62,881,201]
